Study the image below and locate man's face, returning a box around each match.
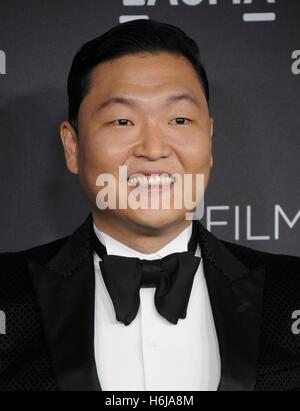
[61,52,213,231]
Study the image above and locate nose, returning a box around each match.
[132,123,172,160]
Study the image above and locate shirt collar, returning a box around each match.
[93,222,193,260]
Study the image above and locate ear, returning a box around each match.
[60,121,79,175]
[210,117,214,168]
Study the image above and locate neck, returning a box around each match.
[92,211,192,254]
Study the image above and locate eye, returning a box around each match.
[170,117,192,125]
[111,119,133,126]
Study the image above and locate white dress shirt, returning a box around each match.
[93,222,221,391]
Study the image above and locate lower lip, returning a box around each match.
[127,182,175,192]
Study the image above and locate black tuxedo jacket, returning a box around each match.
[0,214,300,391]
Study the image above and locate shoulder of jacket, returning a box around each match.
[220,238,300,283]
[0,236,69,268]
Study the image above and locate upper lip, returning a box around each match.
[127,170,176,180]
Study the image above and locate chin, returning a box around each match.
[123,208,186,232]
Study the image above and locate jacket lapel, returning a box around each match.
[27,214,101,391]
[196,221,265,391]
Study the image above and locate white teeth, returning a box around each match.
[128,174,176,186]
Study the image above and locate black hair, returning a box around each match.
[67,19,210,132]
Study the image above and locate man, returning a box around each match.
[0,19,299,391]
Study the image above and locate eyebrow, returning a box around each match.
[95,93,201,112]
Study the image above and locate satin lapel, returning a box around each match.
[27,214,101,391]
[196,222,265,391]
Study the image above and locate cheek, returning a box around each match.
[78,133,116,170]
[78,150,101,195]
[77,134,129,191]
[181,136,212,172]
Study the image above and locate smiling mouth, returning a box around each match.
[127,174,177,186]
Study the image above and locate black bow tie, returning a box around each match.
[92,222,201,326]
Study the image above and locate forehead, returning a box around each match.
[87,52,206,103]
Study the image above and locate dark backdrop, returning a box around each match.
[0,0,299,256]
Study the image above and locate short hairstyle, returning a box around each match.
[67,19,210,132]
